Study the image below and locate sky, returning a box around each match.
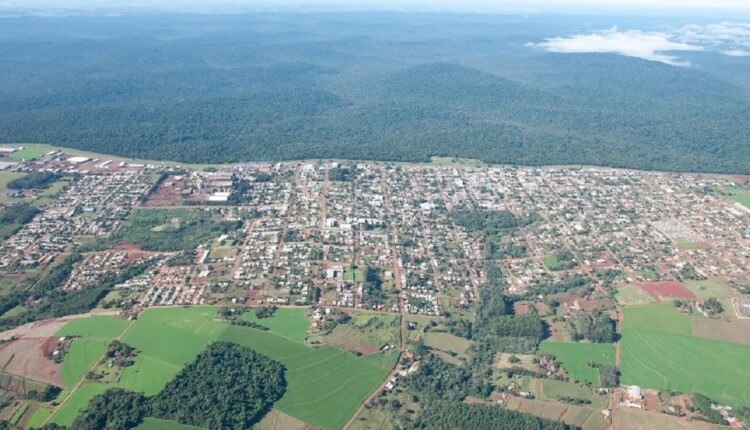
[2,0,750,13]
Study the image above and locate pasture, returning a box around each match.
[221,325,395,430]
[241,308,310,342]
[56,316,128,338]
[614,285,654,307]
[683,280,734,298]
[423,331,471,360]
[539,341,615,385]
[117,307,226,395]
[50,383,109,426]
[25,407,53,429]
[60,338,109,388]
[621,308,750,406]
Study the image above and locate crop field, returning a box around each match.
[539,341,615,385]
[50,383,109,426]
[117,307,226,395]
[510,398,607,430]
[60,338,109,388]
[621,305,750,405]
[613,408,709,430]
[56,316,128,338]
[683,280,734,298]
[241,308,310,342]
[640,281,695,300]
[221,325,395,430]
[691,317,750,345]
[25,407,53,429]
[622,304,692,335]
[614,285,655,307]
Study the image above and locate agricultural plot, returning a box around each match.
[117,307,226,395]
[539,341,615,385]
[221,325,395,430]
[723,186,750,209]
[25,407,53,429]
[55,316,128,338]
[59,338,109,388]
[509,397,607,430]
[691,317,750,345]
[620,305,750,406]
[324,311,400,354]
[613,408,712,430]
[639,281,695,301]
[614,285,655,307]
[422,331,471,361]
[683,280,734,298]
[241,308,310,342]
[50,383,109,426]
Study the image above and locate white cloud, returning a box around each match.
[530,28,703,66]
[723,49,750,56]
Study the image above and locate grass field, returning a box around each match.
[537,379,607,408]
[117,307,226,395]
[622,304,692,335]
[621,305,750,405]
[241,308,310,342]
[25,407,53,429]
[221,325,395,430]
[691,316,750,345]
[423,331,471,360]
[56,316,129,338]
[723,186,750,209]
[683,280,734,298]
[539,341,615,385]
[8,147,48,160]
[50,383,109,426]
[60,338,109,388]
[135,417,204,430]
[613,408,704,430]
[615,285,655,307]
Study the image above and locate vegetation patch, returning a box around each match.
[539,341,615,385]
[614,285,655,307]
[60,338,109,388]
[621,304,692,336]
[683,280,734,298]
[240,308,310,342]
[50,383,110,426]
[56,316,129,338]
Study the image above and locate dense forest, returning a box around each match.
[66,342,286,430]
[0,13,749,173]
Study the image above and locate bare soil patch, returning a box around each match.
[640,281,696,301]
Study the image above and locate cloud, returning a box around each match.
[723,49,750,56]
[530,28,703,66]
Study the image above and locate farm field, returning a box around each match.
[59,338,109,388]
[508,397,608,430]
[614,284,655,307]
[324,311,400,354]
[117,307,226,395]
[640,281,695,301]
[683,280,734,298]
[255,409,319,430]
[536,379,607,408]
[723,186,750,209]
[613,407,715,430]
[24,407,53,429]
[620,305,750,405]
[221,325,396,430]
[241,308,310,342]
[539,341,615,385]
[422,331,471,360]
[691,316,750,344]
[50,383,109,426]
[622,304,692,335]
[55,316,128,338]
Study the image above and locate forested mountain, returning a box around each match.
[0,13,748,173]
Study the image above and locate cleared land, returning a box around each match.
[539,341,615,385]
[221,325,396,430]
[640,281,695,301]
[241,308,310,342]
[683,280,734,299]
[613,407,715,430]
[620,305,750,406]
[614,285,655,307]
[55,316,128,338]
[423,331,471,361]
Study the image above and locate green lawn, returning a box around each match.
[683,280,734,299]
[56,316,129,338]
[117,307,226,395]
[135,417,204,430]
[50,383,109,426]
[539,341,615,385]
[8,147,49,160]
[221,325,394,430]
[542,256,562,271]
[241,308,310,342]
[60,338,109,388]
[620,328,750,406]
[622,304,692,336]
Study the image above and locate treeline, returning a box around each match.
[571,311,616,343]
[413,400,576,430]
[7,172,59,190]
[66,342,286,430]
[0,202,39,240]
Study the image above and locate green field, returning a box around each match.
[8,147,48,160]
[241,308,310,342]
[25,407,53,429]
[221,325,395,430]
[620,328,750,406]
[50,383,109,426]
[723,186,750,209]
[683,280,734,298]
[117,307,226,395]
[423,331,472,360]
[135,417,204,430]
[537,379,607,408]
[621,304,692,335]
[56,316,129,338]
[539,341,616,385]
[60,338,109,388]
